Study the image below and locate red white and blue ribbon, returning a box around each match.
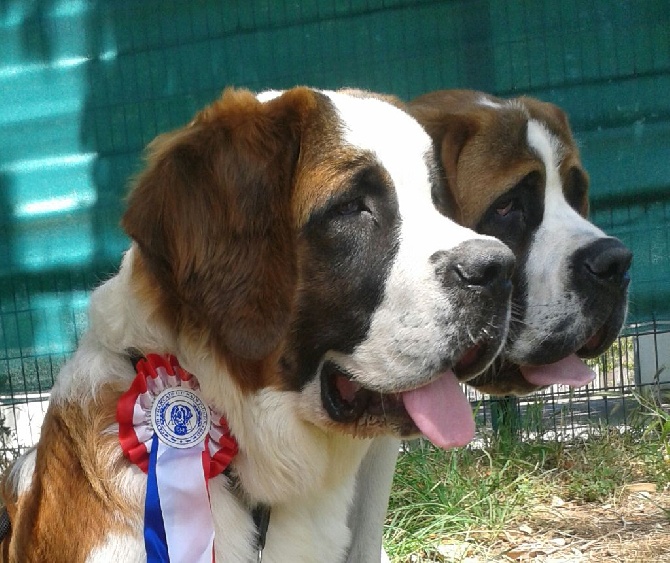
[117,354,238,563]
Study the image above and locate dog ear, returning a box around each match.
[435,114,480,224]
[409,97,480,223]
[122,88,317,362]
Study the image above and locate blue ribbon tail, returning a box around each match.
[145,435,169,562]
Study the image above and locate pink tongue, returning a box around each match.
[401,370,475,449]
[520,354,596,387]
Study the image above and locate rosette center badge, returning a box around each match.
[151,387,211,449]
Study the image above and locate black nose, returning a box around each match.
[576,237,632,290]
[432,239,515,295]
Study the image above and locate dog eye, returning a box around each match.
[495,198,523,218]
[334,198,369,216]
[496,200,515,217]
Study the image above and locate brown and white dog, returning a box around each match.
[0,88,515,562]
[346,89,632,562]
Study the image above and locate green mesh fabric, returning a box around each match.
[1,0,668,393]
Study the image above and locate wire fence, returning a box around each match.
[470,322,670,444]
[1,323,669,463]
[0,1,668,461]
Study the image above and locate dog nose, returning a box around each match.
[577,237,632,290]
[432,239,515,295]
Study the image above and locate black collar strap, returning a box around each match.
[126,347,145,371]
[252,504,272,561]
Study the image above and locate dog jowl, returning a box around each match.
[409,89,632,395]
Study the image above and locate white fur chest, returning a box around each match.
[210,473,359,563]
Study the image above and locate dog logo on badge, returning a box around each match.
[151,387,211,448]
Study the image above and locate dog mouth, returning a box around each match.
[514,296,636,387]
[452,340,491,378]
[322,361,372,424]
[320,341,489,448]
[576,323,610,357]
[518,322,613,389]
[471,319,620,395]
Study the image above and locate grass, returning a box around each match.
[384,391,670,561]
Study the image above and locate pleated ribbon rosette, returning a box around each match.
[117,354,238,563]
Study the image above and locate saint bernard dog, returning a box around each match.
[0,87,516,563]
[346,89,632,562]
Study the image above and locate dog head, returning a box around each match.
[120,87,515,451]
[409,90,631,395]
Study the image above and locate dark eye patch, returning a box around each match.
[320,164,390,220]
[291,162,399,390]
[564,166,588,214]
[475,171,543,253]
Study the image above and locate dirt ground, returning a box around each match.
[434,486,670,562]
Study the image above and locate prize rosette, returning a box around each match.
[117,354,238,563]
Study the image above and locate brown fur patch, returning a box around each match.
[122,87,324,391]
[292,131,375,227]
[1,388,137,562]
[408,89,589,228]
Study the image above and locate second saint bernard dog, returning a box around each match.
[346,89,632,562]
[0,88,516,562]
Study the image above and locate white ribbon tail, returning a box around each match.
[155,440,215,563]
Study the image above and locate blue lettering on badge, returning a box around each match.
[151,387,211,449]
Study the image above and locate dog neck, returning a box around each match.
[53,245,372,508]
